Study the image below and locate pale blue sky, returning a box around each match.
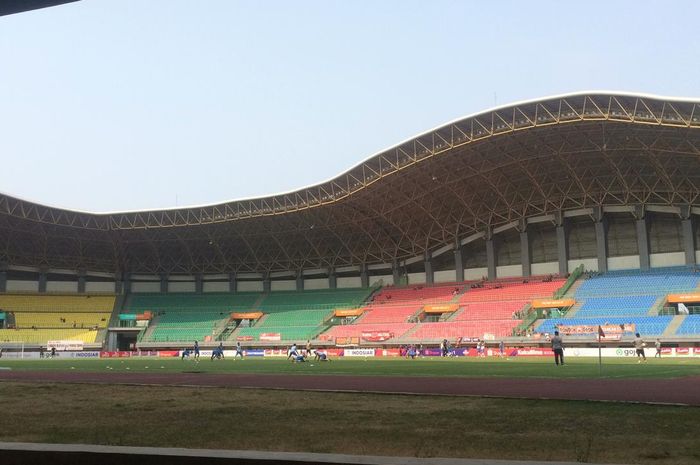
[1,0,698,212]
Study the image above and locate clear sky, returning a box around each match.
[1,0,698,212]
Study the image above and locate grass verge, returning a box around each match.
[1,381,699,464]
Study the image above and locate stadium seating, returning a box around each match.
[574,268,700,298]
[352,283,460,325]
[318,280,563,342]
[0,294,115,345]
[321,322,416,341]
[460,279,565,303]
[453,301,528,320]
[359,304,424,324]
[235,288,373,341]
[129,292,260,343]
[0,328,98,344]
[410,320,518,339]
[675,315,700,336]
[537,316,674,336]
[534,268,700,337]
[575,296,658,318]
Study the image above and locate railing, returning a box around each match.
[659,306,700,315]
[553,264,584,299]
[512,310,538,336]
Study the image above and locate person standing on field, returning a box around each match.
[655,338,662,358]
[551,330,564,366]
[634,333,647,363]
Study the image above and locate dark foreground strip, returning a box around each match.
[0,442,623,465]
[1,370,700,406]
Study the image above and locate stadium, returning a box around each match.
[2,91,700,352]
[3,2,700,465]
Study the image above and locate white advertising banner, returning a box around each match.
[343,348,376,357]
[47,340,84,351]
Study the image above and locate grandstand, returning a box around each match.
[536,268,700,337]
[234,288,373,341]
[1,92,700,348]
[127,293,260,343]
[0,294,114,345]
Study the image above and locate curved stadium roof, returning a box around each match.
[1,91,700,274]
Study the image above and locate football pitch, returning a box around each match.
[2,355,700,379]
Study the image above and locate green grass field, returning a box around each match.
[0,381,699,464]
[2,356,700,463]
[3,355,700,379]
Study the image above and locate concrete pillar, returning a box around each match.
[296,272,304,291]
[682,217,695,266]
[424,252,434,285]
[77,269,86,294]
[263,273,271,293]
[486,238,496,281]
[121,272,131,295]
[0,271,6,293]
[636,217,650,270]
[195,274,203,294]
[595,214,608,273]
[159,273,168,293]
[329,269,337,289]
[556,223,568,275]
[38,270,48,293]
[360,265,369,288]
[454,244,464,282]
[107,332,118,351]
[229,273,237,293]
[520,229,531,278]
[392,261,401,286]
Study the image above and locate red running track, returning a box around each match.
[1,370,699,406]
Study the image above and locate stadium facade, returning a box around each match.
[1,92,699,294]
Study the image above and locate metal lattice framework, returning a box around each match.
[1,92,700,274]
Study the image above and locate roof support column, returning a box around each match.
[424,252,434,285]
[392,261,401,286]
[329,268,337,289]
[296,272,304,292]
[360,264,369,288]
[38,268,48,293]
[486,231,496,281]
[454,243,464,283]
[556,213,569,275]
[520,221,530,278]
[77,269,86,294]
[262,273,271,293]
[117,272,131,295]
[160,273,168,294]
[0,262,7,293]
[634,206,650,271]
[195,273,203,294]
[594,207,608,273]
[229,273,237,293]
[681,206,695,266]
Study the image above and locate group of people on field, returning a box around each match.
[549,331,661,365]
[287,341,330,363]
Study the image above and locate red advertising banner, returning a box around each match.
[361,331,393,342]
[236,336,254,342]
[375,348,401,357]
[158,350,180,357]
[259,333,281,341]
[100,351,132,358]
